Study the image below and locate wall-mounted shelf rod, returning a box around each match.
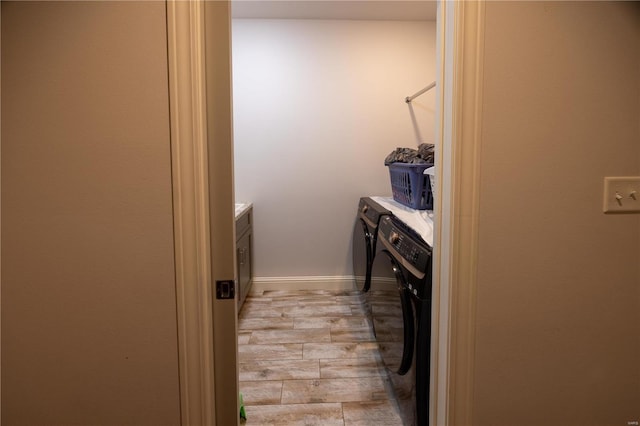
[405,81,436,103]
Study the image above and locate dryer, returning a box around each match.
[352,197,391,293]
[369,215,433,426]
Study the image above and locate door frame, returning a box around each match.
[432,1,485,425]
[167,1,216,424]
[167,0,486,424]
[167,1,239,425]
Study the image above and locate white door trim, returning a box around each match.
[434,1,486,425]
[166,1,216,424]
[167,1,486,424]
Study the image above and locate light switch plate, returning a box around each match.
[603,176,640,213]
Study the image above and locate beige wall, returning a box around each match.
[473,2,639,424]
[1,2,180,424]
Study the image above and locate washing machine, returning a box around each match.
[369,214,432,426]
[352,197,391,293]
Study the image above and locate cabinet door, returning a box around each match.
[237,231,252,309]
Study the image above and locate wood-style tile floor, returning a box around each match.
[238,289,403,425]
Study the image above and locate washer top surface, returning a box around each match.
[370,196,434,247]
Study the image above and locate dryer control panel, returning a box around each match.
[358,197,391,228]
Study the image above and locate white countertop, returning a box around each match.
[235,202,252,218]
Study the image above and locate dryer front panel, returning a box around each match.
[352,218,372,293]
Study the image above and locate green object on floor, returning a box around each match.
[239,392,247,421]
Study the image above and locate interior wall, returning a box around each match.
[1,2,180,424]
[473,2,640,424]
[232,19,437,279]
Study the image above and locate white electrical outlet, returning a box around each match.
[603,177,640,213]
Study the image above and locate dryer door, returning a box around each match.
[352,218,372,292]
[369,249,414,375]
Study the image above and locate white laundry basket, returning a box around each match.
[424,166,435,203]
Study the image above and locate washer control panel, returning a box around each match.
[380,217,430,269]
[378,216,432,299]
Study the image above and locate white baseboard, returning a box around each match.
[250,276,356,293]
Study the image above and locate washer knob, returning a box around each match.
[390,231,400,245]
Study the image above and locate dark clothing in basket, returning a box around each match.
[384,143,434,165]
